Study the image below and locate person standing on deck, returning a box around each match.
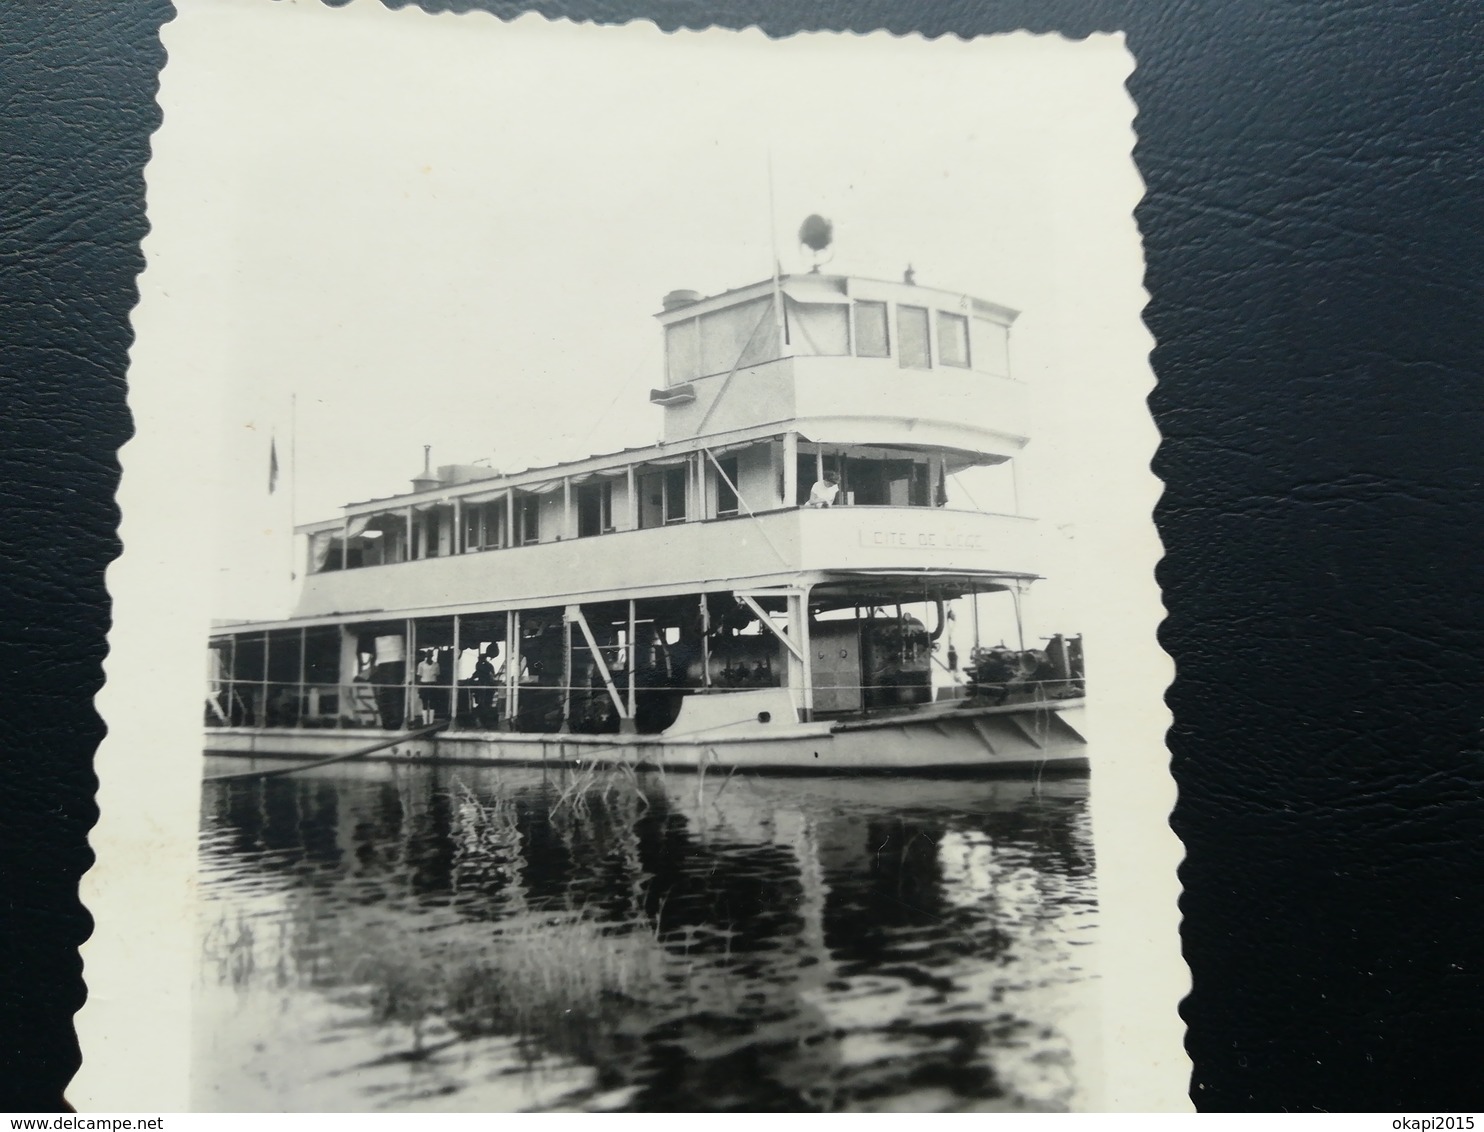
[807,470,841,507]
[471,649,495,703]
[471,647,497,721]
[416,649,439,725]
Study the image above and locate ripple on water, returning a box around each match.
[194,763,1100,1111]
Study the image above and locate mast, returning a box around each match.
[288,391,297,583]
[767,151,785,343]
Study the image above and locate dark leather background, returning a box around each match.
[3,0,1482,1113]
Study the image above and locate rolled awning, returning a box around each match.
[568,466,629,485]
[633,453,692,468]
[782,277,850,305]
[794,419,1022,463]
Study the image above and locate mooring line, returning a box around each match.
[203,722,447,783]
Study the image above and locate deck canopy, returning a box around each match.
[808,569,1037,612]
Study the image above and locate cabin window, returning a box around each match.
[786,298,849,356]
[897,305,930,369]
[576,481,613,538]
[518,495,541,544]
[699,298,776,376]
[853,300,889,357]
[663,465,688,524]
[973,316,1011,377]
[938,312,970,368]
[795,454,819,506]
[464,504,482,551]
[464,498,507,551]
[666,318,700,384]
[412,511,430,559]
[390,514,410,562]
[714,456,740,517]
[424,506,454,558]
[637,471,664,529]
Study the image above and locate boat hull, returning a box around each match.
[203,699,1088,776]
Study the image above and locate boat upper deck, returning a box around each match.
[289,502,1038,624]
[288,270,1041,623]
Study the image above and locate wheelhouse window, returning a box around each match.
[699,297,776,375]
[938,312,970,368]
[785,298,849,356]
[576,480,613,538]
[897,305,930,369]
[853,300,889,357]
[972,315,1011,377]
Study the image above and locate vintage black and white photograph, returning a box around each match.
[78,0,1184,1112]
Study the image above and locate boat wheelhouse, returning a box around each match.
[206,266,1087,773]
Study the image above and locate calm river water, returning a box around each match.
[193,760,1100,1111]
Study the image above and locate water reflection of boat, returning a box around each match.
[205,244,1087,774]
[197,764,1098,1110]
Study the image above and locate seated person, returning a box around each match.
[806,470,841,507]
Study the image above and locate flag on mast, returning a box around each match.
[268,436,279,494]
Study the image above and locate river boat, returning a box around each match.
[205,253,1088,774]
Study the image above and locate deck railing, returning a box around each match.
[205,674,1084,733]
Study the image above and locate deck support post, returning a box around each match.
[337,626,358,730]
[296,626,306,728]
[563,477,574,540]
[340,517,349,571]
[560,609,573,734]
[1011,583,1026,651]
[505,611,520,730]
[626,599,637,724]
[259,630,270,729]
[626,465,638,530]
[569,604,631,729]
[403,506,413,561]
[450,614,461,731]
[783,431,798,506]
[224,635,236,728]
[786,587,813,722]
[689,453,701,522]
[405,618,416,728]
[453,497,463,554]
[699,592,711,689]
[504,488,514,547]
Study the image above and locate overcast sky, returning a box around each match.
[143,1,1143,629]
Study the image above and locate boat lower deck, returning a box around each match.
[204,697,1088,776]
